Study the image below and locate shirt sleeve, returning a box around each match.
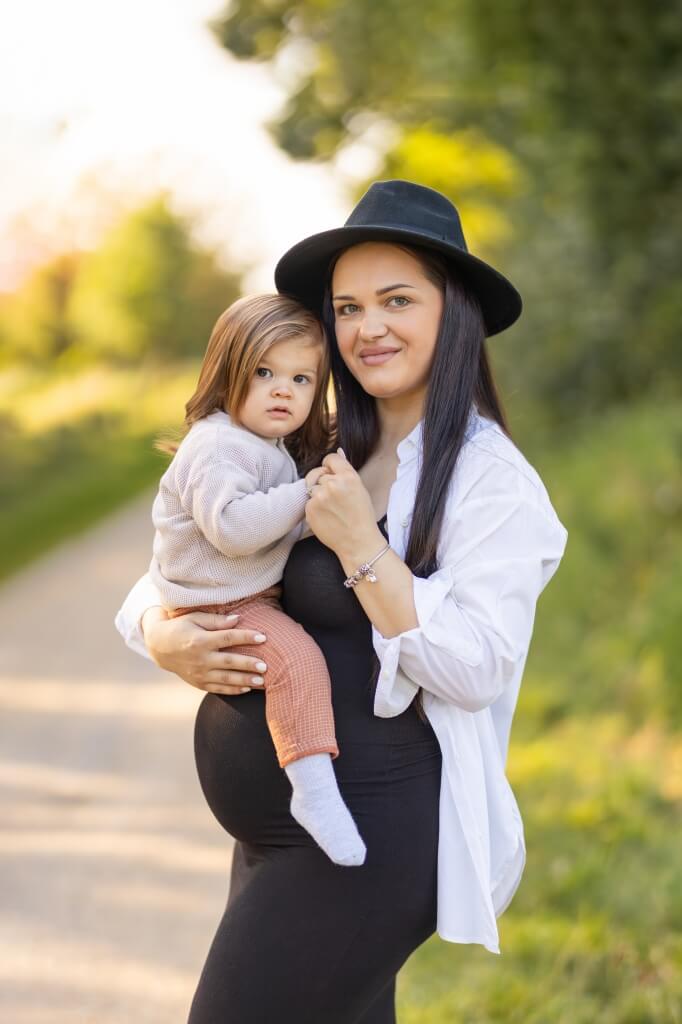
[113,572,163,661]
[179,459,308,557]
[372,461,568,715]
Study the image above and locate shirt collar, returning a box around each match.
[396,419,424,464]
[396,404,482,464]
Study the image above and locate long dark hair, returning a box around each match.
[321,238,507,577]
[321,242,511,715]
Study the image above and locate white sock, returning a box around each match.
[284,753,366,867]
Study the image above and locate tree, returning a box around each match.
[67,195,242,362]
[0,254,78,363]
[210,0,682,420]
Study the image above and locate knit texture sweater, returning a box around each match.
[149,410,309,607]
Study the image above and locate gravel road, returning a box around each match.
[0,492,233,1023]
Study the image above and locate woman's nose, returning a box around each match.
[358,312,388,340]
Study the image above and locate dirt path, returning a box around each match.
[0,493,233,1023]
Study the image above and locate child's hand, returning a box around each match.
[304,465,330,497]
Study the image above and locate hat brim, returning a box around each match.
[274,225,522,337]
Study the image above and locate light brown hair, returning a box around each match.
[159,293,332,472]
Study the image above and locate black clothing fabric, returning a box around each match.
[189,516,442,1023]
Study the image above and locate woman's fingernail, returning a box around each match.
[337,447,346,458]
[255,661,267,672]
[253,633,266,642]
[240,687,251,693]
[251,676,265,686]
[225,614,239,622]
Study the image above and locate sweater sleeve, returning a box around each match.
[177,457,308,557]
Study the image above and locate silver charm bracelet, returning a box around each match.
[343,543,391,588]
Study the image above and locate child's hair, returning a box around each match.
[158,293,332,473]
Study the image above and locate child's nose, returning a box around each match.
[272,381,293,396]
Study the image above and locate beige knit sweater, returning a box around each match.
[149,410,309,607]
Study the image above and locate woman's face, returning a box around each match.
[331,242,444,404]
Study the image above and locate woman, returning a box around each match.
[116,179,568,1023]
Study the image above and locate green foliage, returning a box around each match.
[66,196,241,362]
[387,403,682,1021]
[0,196,242,368]
[396,713,682,1022]
[0,364,198,579]
[211,0,682,420]
[0,254,79,363]
[381,127,524,253]
[516,398,682,731]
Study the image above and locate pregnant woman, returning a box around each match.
[116,179,568,1023]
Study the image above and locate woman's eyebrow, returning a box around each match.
[332,283,417,301]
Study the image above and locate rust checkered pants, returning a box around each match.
[168,586,339,769]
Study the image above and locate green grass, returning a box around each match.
[0,363,198,580]
[396,713,682,1022]
[392,397,682,1021]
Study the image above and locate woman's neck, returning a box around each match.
[376,393,425,451]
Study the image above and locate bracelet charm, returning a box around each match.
[343,543,390,588]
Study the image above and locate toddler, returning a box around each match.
[149,293,366,866]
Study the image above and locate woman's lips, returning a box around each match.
[359,349,400,366]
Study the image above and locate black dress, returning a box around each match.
[189,516,442,1024]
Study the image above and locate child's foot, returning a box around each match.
[284,753,367,866]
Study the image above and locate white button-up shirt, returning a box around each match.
[115,407,568,955]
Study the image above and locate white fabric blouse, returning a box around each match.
[114,407,568,955]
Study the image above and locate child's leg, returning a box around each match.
[225,599,366,866]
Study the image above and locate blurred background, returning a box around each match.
[1,1,680,1021]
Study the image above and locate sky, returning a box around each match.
[0,0,387,292]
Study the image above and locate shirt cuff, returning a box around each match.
[371,570,454,718]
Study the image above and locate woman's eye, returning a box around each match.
[256,367,272,378]
[388,295,410,307]
[337,303,359,316]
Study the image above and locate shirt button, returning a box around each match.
[400,517,409,527]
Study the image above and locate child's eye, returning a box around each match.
[256,367,272,378]
[293,374,310,384]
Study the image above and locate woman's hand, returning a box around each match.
[141,607,268,695]
[305,450,384,562]
[304,464,330,494]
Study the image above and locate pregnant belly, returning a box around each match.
[193,691,311,846]
[193,688,442,854]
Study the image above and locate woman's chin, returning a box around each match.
[354,369,404,397]
[360,378,412,401]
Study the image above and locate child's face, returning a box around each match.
[235,334,324,440]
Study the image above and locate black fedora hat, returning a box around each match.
[274,179,522,337]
